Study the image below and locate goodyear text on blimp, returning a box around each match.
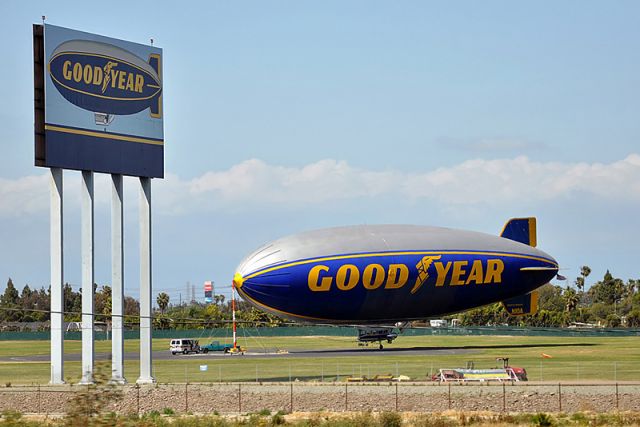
[61,60,145,94]
[307,257,504,292]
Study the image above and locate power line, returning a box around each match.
[0,306,292,327]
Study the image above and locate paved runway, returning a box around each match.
[1,346,473,362]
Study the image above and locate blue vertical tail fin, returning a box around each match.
[500,217,537,247]
[502,290,539,316]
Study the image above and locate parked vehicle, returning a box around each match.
[170,338,200,355]
[200,340,233,353]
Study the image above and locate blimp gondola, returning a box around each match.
[233,218,558,348]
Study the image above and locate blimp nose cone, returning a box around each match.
[232,272,245,289]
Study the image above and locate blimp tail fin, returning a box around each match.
[502,290,539,316]
[148,54,162,118]
[500,217,537,247]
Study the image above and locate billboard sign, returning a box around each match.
[34,24,164,178]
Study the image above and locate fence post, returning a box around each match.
[185,382,188,413]
[37,384,41,414]
[448,383,451,410]
[345,382,348,411]
[616,382,619,410]
[136,384,140,415]
[558,383,562,412]
[238,383,242,413]
[502,382,506,412]
[290,382,294,413]
[395,383,398,411]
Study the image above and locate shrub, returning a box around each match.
[531,412,554,427]
[379,411,402,427]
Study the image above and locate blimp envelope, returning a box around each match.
[41,24,163,178]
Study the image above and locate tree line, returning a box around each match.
[455,267,640,327]
[1,266,638,330]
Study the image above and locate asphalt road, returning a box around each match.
[1,346,472,362]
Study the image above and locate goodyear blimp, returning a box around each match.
[233,218,559,347]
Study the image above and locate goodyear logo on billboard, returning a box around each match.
[48,40,162,116]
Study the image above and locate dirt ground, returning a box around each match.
[0,382,638,415]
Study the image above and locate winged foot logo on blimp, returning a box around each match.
[48,40,162,117]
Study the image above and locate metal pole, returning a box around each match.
[345,382,348,411]
[111,174,126,383]
[232,282,237,350]
[558,383,562,411]
[448,383,451,409]
[137,177,155,384]
[616,382,619,410]
[238,383,242,413]
[290,382,293,413]
[49,168,64,384]
[185,382,188,413]
[395,383,398,411]
[80,170,94,384]
[502,382,506,412]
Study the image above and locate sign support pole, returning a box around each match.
[80,171,95,384]
[111,174,126,383]
[137,177,155,384]
[49,168,64,384]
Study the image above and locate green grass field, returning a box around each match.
[0,335,638,384]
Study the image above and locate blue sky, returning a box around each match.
[0,1,639,304]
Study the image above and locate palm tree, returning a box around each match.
[156,292,170,314]
[563,287,579,313]
[575,265,591,293]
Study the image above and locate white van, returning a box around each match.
[170,338,200,355]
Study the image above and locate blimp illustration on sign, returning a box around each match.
[48,40,162,126]
[233,218,559,348]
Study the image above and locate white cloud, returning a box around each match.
[2,154,639,218]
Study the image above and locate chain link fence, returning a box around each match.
[0,382,639,415]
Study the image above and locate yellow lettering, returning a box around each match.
[92,66,103,85]
[117,71,126,89]
[135,74,144,93]
[434,262,452,286]
[465,260,484,285]
[307,265,332,292]
[110,69,118,88]
[362,264,385,290]
[62,61,72,80]
[485,259,504,283]
[125,73,134,91]
[72,63,82,82]
[451,261,468,286]
[336,264,359,291]
[386,264,409,289]
[83,64,93,84]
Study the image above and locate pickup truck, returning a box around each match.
[200,341,233,353]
